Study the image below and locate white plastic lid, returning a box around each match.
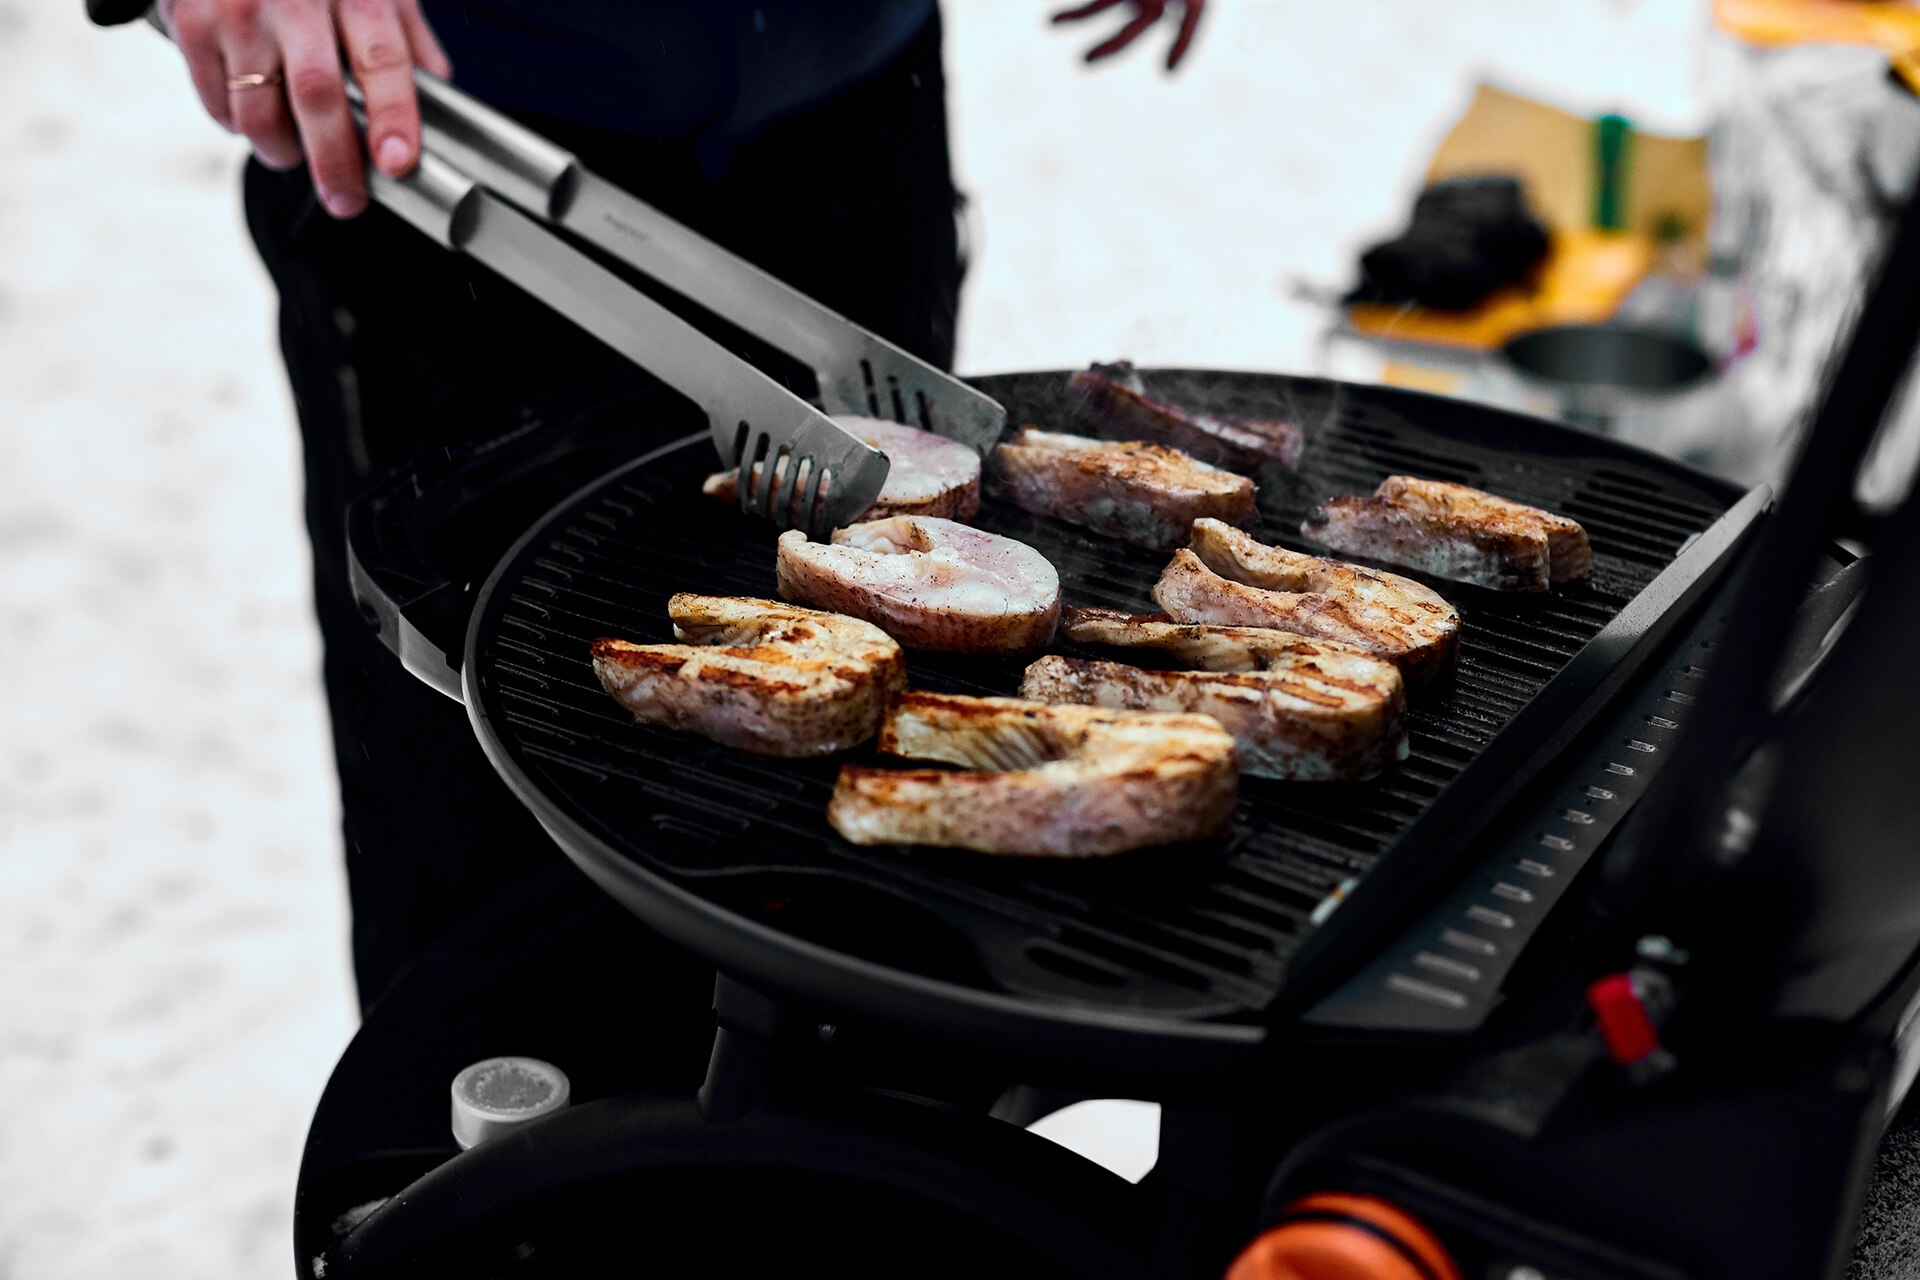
[450,1056,571,1150]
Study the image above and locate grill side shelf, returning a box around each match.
[1303,607,1728,1032]
[345,385,701,702]
[1277,485,1769,1018]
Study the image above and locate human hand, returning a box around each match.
[1051,0,1204,71]
[157,0,452,219]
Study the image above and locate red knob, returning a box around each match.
[1587,971,1661,1064]
[1225,1193,1462,1280]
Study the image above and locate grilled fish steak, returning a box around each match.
[704,416,982,522]
[1044,607,1408,780]
[590,595,904,757]
[1068,361,1303,471]
[993,428,1257,550]
[827,693,1238,856]
[776,515,1061,654]
[1301,475,1592,593]
[1152,519,1460,684]
[1378,476,1592,583]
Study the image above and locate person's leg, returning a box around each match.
[242,160,644,1010]
[241,9,965,1009]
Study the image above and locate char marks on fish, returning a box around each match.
[1301,475,1592,592]
[591,595,905,756]
[828,693,1239,856]
[1152,518,1460,685]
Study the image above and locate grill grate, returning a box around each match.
[469,371,1737,1023]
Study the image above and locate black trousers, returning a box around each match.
[245,15,964,1011]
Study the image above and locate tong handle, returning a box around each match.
[406,70,1004,454]
[411,69,580,221]
[355,111,889,536]
[402,70,855,371]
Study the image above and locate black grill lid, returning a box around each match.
[461,370,1750,1074]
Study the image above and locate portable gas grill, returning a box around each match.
[294,72,1920,1280]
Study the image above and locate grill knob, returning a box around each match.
[1225,1193,1461,1280]
[450,1056,571,1150]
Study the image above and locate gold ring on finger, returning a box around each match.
[226,71,284,91]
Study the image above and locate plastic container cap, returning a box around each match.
[450,1056,571,1150]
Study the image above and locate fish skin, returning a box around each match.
[1068,361,1303,472]
[590,595,905,757]
[827,693,1239,856]
[1152,519,1460,685]
[704,416,982,522]
[776,515,1061,655]
[993,427,1256,550]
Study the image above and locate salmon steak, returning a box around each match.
[776,515,1061,654]
[993,427,1257,550]
[1067,361,1304,471]
[1151,518,1460,685]
[1038,607,1408,780]
[1301,475,1592,592]
[590,595,905,757]
[704,416,982,523]
[827,692,1239,856]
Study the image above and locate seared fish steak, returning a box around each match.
[1152,518,1460,685]
[1043,608,1408,780]
[1301,475,1592,592]
[994,427,1256,550]
[777,515,1061,654]
[591,595,904,757]
[1068,361,1303,471]
[828,693,1238,856]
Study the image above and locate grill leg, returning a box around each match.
[697,974,782,1123]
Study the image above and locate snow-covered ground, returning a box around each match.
[0,3,1727,1276]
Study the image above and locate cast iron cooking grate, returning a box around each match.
[471,371,1736,1022]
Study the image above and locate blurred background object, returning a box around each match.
[1702,17,1920,508]
[1323,6,1920,509]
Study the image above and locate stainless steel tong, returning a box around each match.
[366,72,1005,538]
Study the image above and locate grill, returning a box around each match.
[440,368,1755,1071]
[313,140,1920,1275]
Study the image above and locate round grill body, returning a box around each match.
[461,370,1740,1077]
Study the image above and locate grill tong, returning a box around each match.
[365,71,1005,538]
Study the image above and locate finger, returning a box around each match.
[216,5,301,169]
[166,0,235,131]
[394,0,452,79]
[1051,0,1125,24]
[1166,0,1203,69]
[338,0,420,177]
[279,13,367,217]
[1084,9,1158,62]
